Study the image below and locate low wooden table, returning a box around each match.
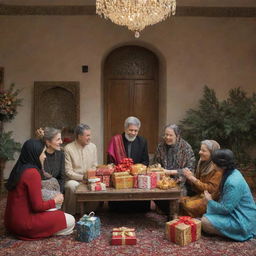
[75,184,181,219]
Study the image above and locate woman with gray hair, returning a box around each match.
[154,124,196,193]
[37,127,65,193]
[180,140,222,217]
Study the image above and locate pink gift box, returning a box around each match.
[150,173,157,189]
[138,175,151,189]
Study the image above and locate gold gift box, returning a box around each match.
[166,217,201,246]
[112,172,134,189]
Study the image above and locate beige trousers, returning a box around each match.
[64,180,80,215]
[54,213,75,236]
[64,180,100,215]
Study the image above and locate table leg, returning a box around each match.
[79,201,84,216]
[169,199,179,220]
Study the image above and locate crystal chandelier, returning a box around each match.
[96,0,176,38]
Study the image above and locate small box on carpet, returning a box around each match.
[166,216,201,246]
[76,212,101,242]
[111,227,137,245]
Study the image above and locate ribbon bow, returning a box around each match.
[81,211,96,222]
[112,227,135,245]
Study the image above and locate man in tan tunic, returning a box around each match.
[64,124,98,215]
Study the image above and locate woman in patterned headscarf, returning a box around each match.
[154,124,196,215]
[154,124,196,195]
[180,139,222,217]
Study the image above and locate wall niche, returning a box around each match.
[34,81,80,142]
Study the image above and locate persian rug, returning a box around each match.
[0,198,256,256]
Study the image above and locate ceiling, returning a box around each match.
[0,1,256,17]
[0,0,256,7]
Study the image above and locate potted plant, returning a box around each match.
[0,83,23,193]
[180,86,256,191]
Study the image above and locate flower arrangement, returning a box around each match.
[0,83,22,122]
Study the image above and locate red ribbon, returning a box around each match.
[170,216,197,243]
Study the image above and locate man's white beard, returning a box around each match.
[125,133,136,142]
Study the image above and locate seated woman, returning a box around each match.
[37,127,65,193]
[36,127,65,208]
[202,149,256,241]
[180,140,222,217]
[154,124,196,195]
[153,124,195,215]
[4,139,75,240]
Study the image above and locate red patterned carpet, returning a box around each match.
[0,197,256,256]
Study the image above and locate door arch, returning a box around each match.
[104,45,159,161]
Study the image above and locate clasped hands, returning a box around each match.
[53,193,64,205]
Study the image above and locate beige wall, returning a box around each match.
[1,15,256,177]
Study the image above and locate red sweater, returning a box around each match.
[4,168,66,240]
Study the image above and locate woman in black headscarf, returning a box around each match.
[5,139,75,240]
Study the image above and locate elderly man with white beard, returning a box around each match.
[107,116,150,212]
[107,116,149,166]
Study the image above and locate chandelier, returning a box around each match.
[96,0,176,38]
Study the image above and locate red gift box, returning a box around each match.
[150,173,157,189]
[111,227,136,245]
[102,175,111,187]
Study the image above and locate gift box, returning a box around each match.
[138,175,151,189]
[130,164,147,176]
[76,212,101,242]
[112,172,134,189]
[87,169,96,179]
[111,227,137,245]
[96,164,115,176]
[147,169,165,182]
[102,175,111,187]
[166,216,201,246]
[133,175,138,188]
[88,182,106,191]
[150,173,157,189]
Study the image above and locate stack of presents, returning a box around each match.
[76,212,202,246]
[77,158,201,246]
[86,158,177,191]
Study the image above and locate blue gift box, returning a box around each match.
[76,212,101,242]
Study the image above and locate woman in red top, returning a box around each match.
[4,139,75,240]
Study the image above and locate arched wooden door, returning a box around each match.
[104,46,159,161]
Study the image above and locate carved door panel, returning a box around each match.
[133,80,158,153]
[104,46,159,161]
[105,79,132,144]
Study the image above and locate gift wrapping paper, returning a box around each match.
[112,173,134,189]
[88,182,106,191]
[166,216,201,246]
[76,213,101,242]
[138,175,151,189]
[150,173,157,189]
[111,227,137,245]
[102,175,111,187]
[87,169,96,179]
[147,170,165,182]
[133,175,138,188]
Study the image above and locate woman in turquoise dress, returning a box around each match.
[202,149,256,241]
